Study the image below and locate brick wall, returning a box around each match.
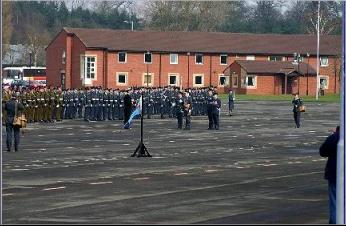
[46,31,340,94]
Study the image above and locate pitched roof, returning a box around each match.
[233,60,317,75]
[62,27,341,56]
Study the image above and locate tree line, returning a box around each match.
[2,1,342,66]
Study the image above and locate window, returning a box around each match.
[143,73,154,86]
[144,53,152,64]
[195,54,203,64]
[220,54,227,65]
[320,57,329,67]
[193,74,204,87]
[245,75,256,87]
[219,74,229,86]
[268,56,283,61]
[62,51,66,64]
[319,76,329,89]
[118,52,127,63]
[232,74,238,88]
[246,55,255,61]
[81,56,96,80]
[168,74,179,86]
[116,72,128,85]
[170,54,178,64]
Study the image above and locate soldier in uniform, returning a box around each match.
[211,92,221,130]
[77,89,85,119]
[175,91,184,129]
[206,90,214,130]
[55,88,63,121]
[26,89,35,123]
[228,89,235,116]
[183,91,192,130]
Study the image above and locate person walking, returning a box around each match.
[5,93,24,152]
[319,126,340,224]
[228,90,235,116]
[292,94,303,128]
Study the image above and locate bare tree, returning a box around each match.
[2,1,13,56]
[305,1,341,35]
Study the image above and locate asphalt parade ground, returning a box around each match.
[2,100,340,224]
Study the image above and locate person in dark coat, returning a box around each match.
[123,89,133,128]
[320,126,340,224]
[211,93,221,130]
[5,93,24,152]
[183,91,192,130]
[206,90,214,130]
[292,94,303,128]
[175,92,184,129]
[228,90,235,116]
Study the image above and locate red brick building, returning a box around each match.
[46,27,341,95]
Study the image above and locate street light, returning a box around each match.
[123,20,134,31]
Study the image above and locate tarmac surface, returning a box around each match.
[2,100,340,224]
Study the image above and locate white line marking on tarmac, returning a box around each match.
[205,169,219,173]
[133,177,150,180]
[43,186,66,191]
[10,169,29,171]
[3,193,14,196]
[89,181,113,185]
[174,173,188,176]
[123,144,130,146]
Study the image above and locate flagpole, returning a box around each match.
[316,1,320,101]
[337,2,345,223]
[131,92,151,157]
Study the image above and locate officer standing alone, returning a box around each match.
[211,93,221,130]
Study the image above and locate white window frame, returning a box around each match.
[320,57,329,67]
[193,74,204,87]
[319,75,329,89]
[220,54,228,65]
[168,73,179,86]
[142,73,154,86]
[170,54,178,65]
[116,72,128,86]
[62,50,66,64]
[80,55,97,84]
[232,74,238,88]
[118,52,127,63]
[245,75,257,89]
[195,54,203,65]
[246,55,255,61]
[218,74,229,87]
[144,53,152,64]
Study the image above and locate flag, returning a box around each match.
[124,96,142,129]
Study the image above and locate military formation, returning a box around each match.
[2,86,220,125]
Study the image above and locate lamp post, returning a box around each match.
[306,53,310,95]
[123,20,134,31]
[29,51,32,86]
[316,1,320,100]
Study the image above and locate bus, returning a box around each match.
[2,66,46,86]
